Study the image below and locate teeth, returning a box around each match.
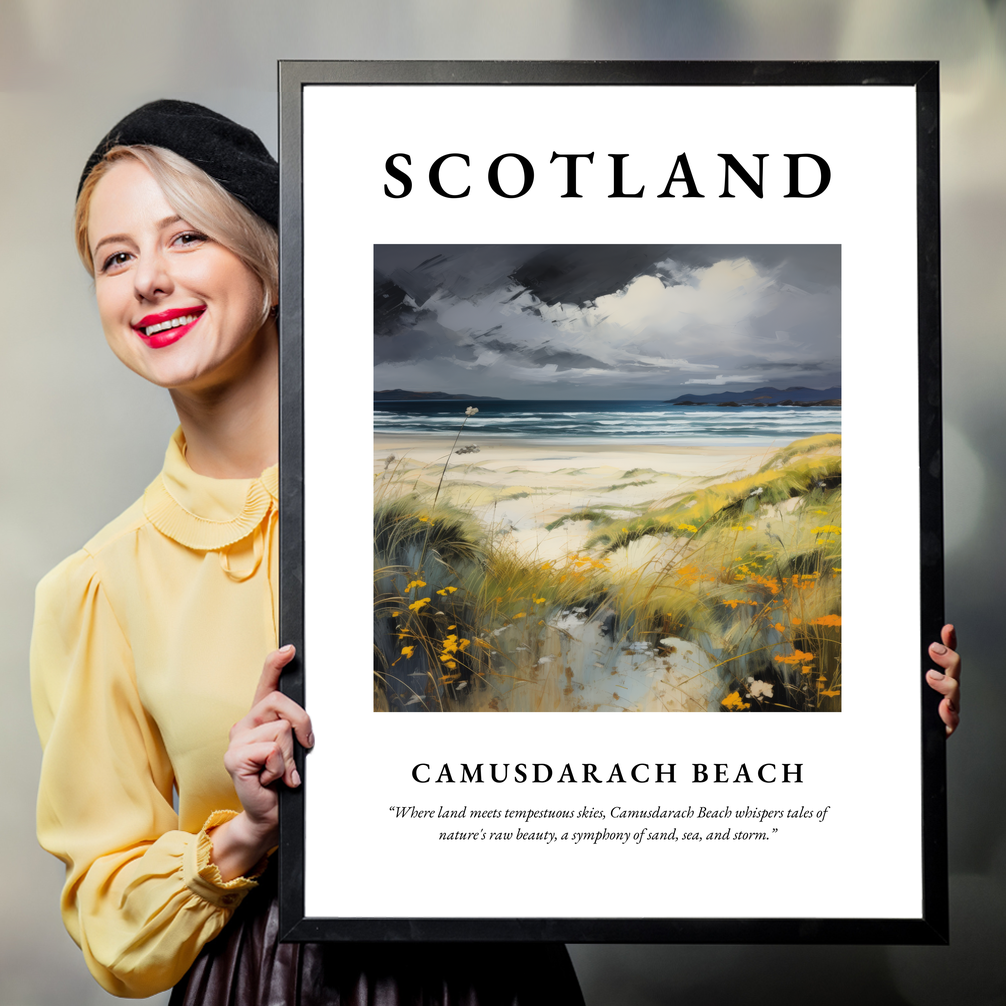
[142,313,199,337]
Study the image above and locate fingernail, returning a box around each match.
[931,643,947,654]
[306,732,315,748]
[280,644,295,654]
[292,768,301,787]
[927,670,944,679]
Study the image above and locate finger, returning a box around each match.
[245,690,314,749]
[925,669,960,705]
[939,697,960,737]
[941,624,957,652]
[928,641,961,681]
[258,742,287,787]
[233,719,301,788]
[252,645,296,707]
[224,739,287,786]
[925,670,961,738]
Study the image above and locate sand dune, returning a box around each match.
[375,434,779,563]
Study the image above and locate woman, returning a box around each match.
[31,100,586,1003]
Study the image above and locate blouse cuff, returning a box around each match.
[183,810,269,909]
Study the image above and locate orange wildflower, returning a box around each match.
[774,649,815,665]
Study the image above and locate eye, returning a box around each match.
[172,230,208,249]
[100,251,132,274]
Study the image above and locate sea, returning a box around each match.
[374,400,841,445]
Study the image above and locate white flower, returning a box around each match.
[465,406,479,417]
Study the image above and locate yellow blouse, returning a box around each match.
[31,428,279,998]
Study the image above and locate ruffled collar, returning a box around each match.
[143,428,278,551]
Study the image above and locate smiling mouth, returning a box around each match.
[135,307,206,338]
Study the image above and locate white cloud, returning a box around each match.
[632,356,719,370]
[420,257,791,374]
[685,374,765,385]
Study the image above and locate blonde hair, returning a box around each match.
[75,145,278,323]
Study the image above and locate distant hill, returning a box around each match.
[374,389,504,402]
[666,386,841,405]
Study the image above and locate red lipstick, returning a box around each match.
[132,306,205,349]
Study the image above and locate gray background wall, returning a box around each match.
[1,2,1003,1003]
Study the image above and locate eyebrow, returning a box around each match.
[91,214,185,258]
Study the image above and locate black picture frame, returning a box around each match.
[277,60,945,944]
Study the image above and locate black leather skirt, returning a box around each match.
[169,869,585,1006]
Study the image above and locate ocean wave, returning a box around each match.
[374,402,840,442]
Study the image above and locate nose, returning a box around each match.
[133,247,173,303]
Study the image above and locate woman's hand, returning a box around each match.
[209,645,314,881]
[926,624,961,738]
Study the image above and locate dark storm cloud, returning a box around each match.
[374,244,840,311]
[373,244,841,398]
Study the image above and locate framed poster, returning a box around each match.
[277,61,946,943]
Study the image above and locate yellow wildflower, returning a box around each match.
[722,691,751,711]
[812,614,842,627]
[750,573,780,595]
[401,645,415,658]
[408,597,430,612]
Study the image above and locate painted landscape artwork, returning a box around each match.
[373,245,841,713]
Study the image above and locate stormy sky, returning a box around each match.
[374,245,840,399]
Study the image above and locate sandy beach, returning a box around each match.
[375,433,783,563]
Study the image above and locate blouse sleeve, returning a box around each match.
[31,549,262,998]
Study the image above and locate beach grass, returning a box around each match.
[374,434,841,712]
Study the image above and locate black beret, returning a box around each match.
[78,99,278,228]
